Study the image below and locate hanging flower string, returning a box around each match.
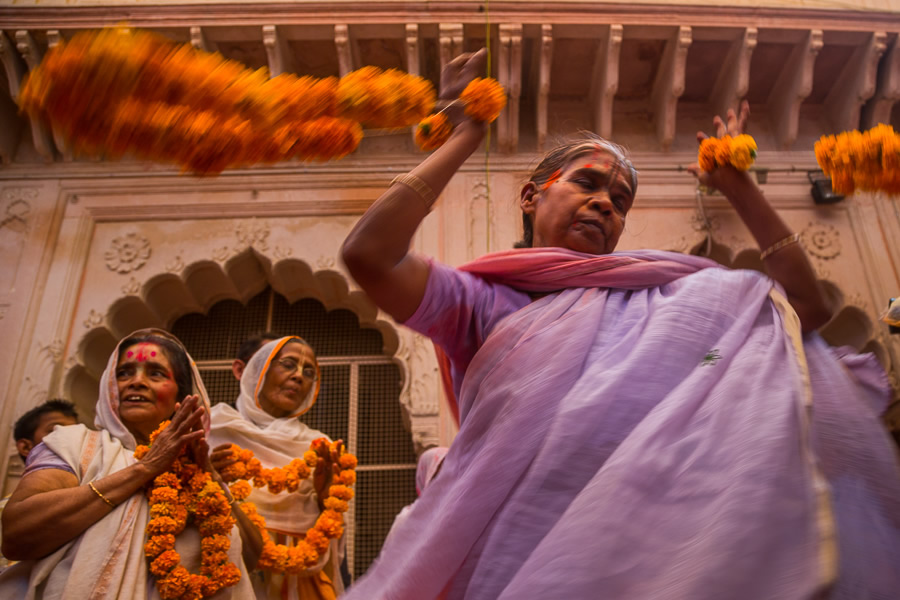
[220,438,358,574]
[815,124,900,196]
[17,26,506,173]
[134,422,242,600]
[415,78,507,152]
[697,134,758,172]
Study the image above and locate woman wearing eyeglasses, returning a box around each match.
[208,336,344,600]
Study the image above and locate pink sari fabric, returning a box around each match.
[344,248,900,600]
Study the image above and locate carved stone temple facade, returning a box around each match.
[2,0,900,498]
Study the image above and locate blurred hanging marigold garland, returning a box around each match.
[814,124,900,196]
[17,27,507,174]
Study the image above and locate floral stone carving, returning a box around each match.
[105,232,151,273]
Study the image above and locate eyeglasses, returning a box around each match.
[274,358,317,380]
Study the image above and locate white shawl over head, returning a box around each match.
[209,337,330,536]
[0,328,251,600]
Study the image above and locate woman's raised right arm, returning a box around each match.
[341,50,487,322]
[2,395,206,560]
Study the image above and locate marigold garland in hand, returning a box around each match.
[135,421,240,600]
[415,113,454,152]
[222,438,358,575]
[697,135,758,172]
[815,124,900,196]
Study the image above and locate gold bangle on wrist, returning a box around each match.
[391,173,437,210]
[89,480,116,508]
[760,232,800,260]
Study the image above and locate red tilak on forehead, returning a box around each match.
[131,343,158,362]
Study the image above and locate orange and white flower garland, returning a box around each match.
[220,438,358,574]
[17,26,507,173]
[135,422,242,600]
[815,124,900,196]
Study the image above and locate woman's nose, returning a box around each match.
[587,195,613,216]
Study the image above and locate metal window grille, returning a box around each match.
[171,288,417,580]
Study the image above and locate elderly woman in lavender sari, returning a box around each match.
[340,49,900,599]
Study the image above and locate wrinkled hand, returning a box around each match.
[313,439,343,506]
[439,48,488,101]
[210,443,238,473]
[139,394,205,477]
[687,100,754,196]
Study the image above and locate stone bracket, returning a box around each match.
[769,29,823,149]
[826,31,887,132]
[710,27,757,117]
[536,24,553,151]
[263,25,298,77]
[497,24,522,153]
[862,36,900,129]
[590,24,623,140]
[651,25,692,150]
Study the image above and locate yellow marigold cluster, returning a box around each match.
[460,78,507,123]
[230,438,357,575]
[815,124,900,196]
[697,134,758,172]
[135,421,240,600]
[415,113,454,152]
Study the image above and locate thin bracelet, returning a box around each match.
[391,173,437,211]
[760,232,801,260]
[89,480,116,508]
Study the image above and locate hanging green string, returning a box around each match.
[484,0,492,251]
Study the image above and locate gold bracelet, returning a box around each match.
[89,480,115,508]
[391,173,437,210]
[760,233,800,260]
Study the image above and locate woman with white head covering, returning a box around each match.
[0,329,261,599]
[208,336,343,600]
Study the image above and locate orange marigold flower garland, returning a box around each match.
[135,421,240,600]
[220,438,358,575]
[460,78,507,123]
[697,134,758,172]
[415,113,454,152]
[18,26,507,168]
[815,124,900,196]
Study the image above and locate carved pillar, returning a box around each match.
[497,24,522,153]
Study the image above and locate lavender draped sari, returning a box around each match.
[345,248,900,600]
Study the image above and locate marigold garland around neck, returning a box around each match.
[134,421,242,600]
[220,438,358,574]
[17,26,507,174]
[815,124,900,196]
[697,134,757,172]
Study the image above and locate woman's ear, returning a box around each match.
[520,181,539,215]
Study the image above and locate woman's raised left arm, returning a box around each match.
[689,102,833,332]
